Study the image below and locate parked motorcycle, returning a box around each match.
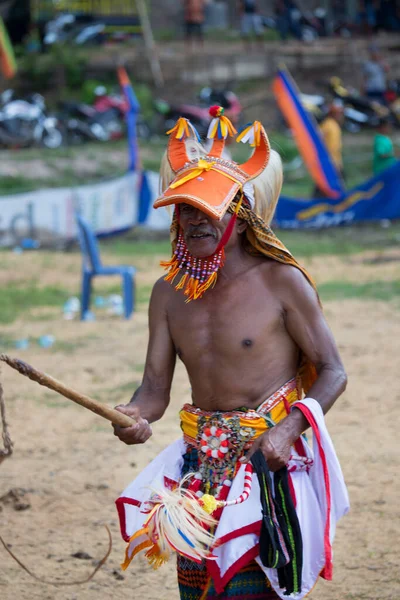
[58,99,123,144]
[0,91,65,149]
[152,88,243,138]
[329,76,391,129]
[384,79,400,128]
[43,13,105,47]
[299,92,369,134]
[93,86,152,140]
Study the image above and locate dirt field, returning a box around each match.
[0,246,399,600]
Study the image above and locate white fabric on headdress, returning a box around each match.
[243,182,255,210]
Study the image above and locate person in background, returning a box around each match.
[357,0,379,35]
[239,0,263,48]
[320,100,344,174]
[183,0,207,50]
[274,0,302,42]
[313,100,345,197]
[362,43,390,106]
[373,117,397,175]
[377,0,400,32]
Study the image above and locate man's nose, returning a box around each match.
[188,209,208,225]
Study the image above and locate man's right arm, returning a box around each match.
[113,278,176,445]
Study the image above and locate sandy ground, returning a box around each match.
[0,247,399,600]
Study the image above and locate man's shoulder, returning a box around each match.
[152,275,172,295]
[260,260,306,288]
[262,261,317,304]
[150,276,173,307]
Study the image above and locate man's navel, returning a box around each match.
[242,339,253,348]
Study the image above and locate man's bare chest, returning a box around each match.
[167,282,284,359]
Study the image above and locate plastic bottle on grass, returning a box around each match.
[82,310,96,322]
[15,338,29,350]
[94,296,106,308]
[107,294,124,316]
[63,297,81,320]
[38,335,55,348]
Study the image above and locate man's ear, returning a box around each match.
[237,218,248,234]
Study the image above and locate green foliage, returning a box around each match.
[80,79,110,104]
[52,44,88,89]
[154,28,177,42]
[0,175,43,194]
[19,44,88,92]
[134,82,155,121]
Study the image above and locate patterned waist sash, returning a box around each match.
[180,377,299,447]
[179,378,300,497]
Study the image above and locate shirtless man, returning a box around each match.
[114,110,349,599]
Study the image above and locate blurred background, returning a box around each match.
[0,0,399,202]
[1,4,400,600]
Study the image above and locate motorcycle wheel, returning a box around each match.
[41,126,65,149]
[136,119,151,140]
[301,26,318,43]
[343,120,361,134]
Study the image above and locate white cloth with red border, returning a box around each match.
[116,398,349,599]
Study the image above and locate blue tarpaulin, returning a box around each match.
[274,162,400,229]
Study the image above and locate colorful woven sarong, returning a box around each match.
[116,390,350,600]
[177,556,279,599]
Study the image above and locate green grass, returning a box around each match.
[0,283,70,325]
[100,238,170,257]
[318,280,400,303]
[97,380,139,404]
[1,230,399,329]
[137,285,153,305]
[0,333,16,350]
[278,222,400,257]
[0,175,46,194]
[0,279,155,324]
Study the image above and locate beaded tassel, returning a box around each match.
[160,232,224,302]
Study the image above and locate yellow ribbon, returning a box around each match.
[166,117,190,139]
[208,115,237,140]
[170,159,216,189]
[236,121,261,147]
[170,159,242,190]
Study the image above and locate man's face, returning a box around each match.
[179,203,241,258]
[332,107,344,125]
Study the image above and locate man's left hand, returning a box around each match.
[242,424,293,471]
[242,409,306,471]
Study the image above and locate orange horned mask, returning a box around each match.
[153,106,271,220]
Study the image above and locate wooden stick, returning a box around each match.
[0,354,135,428]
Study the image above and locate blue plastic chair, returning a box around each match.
[75,214,136,320]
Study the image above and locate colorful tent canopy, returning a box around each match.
[273,67,344,199]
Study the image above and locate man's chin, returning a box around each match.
[186,238,218,258]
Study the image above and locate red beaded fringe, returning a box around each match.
[160,233,225,301]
